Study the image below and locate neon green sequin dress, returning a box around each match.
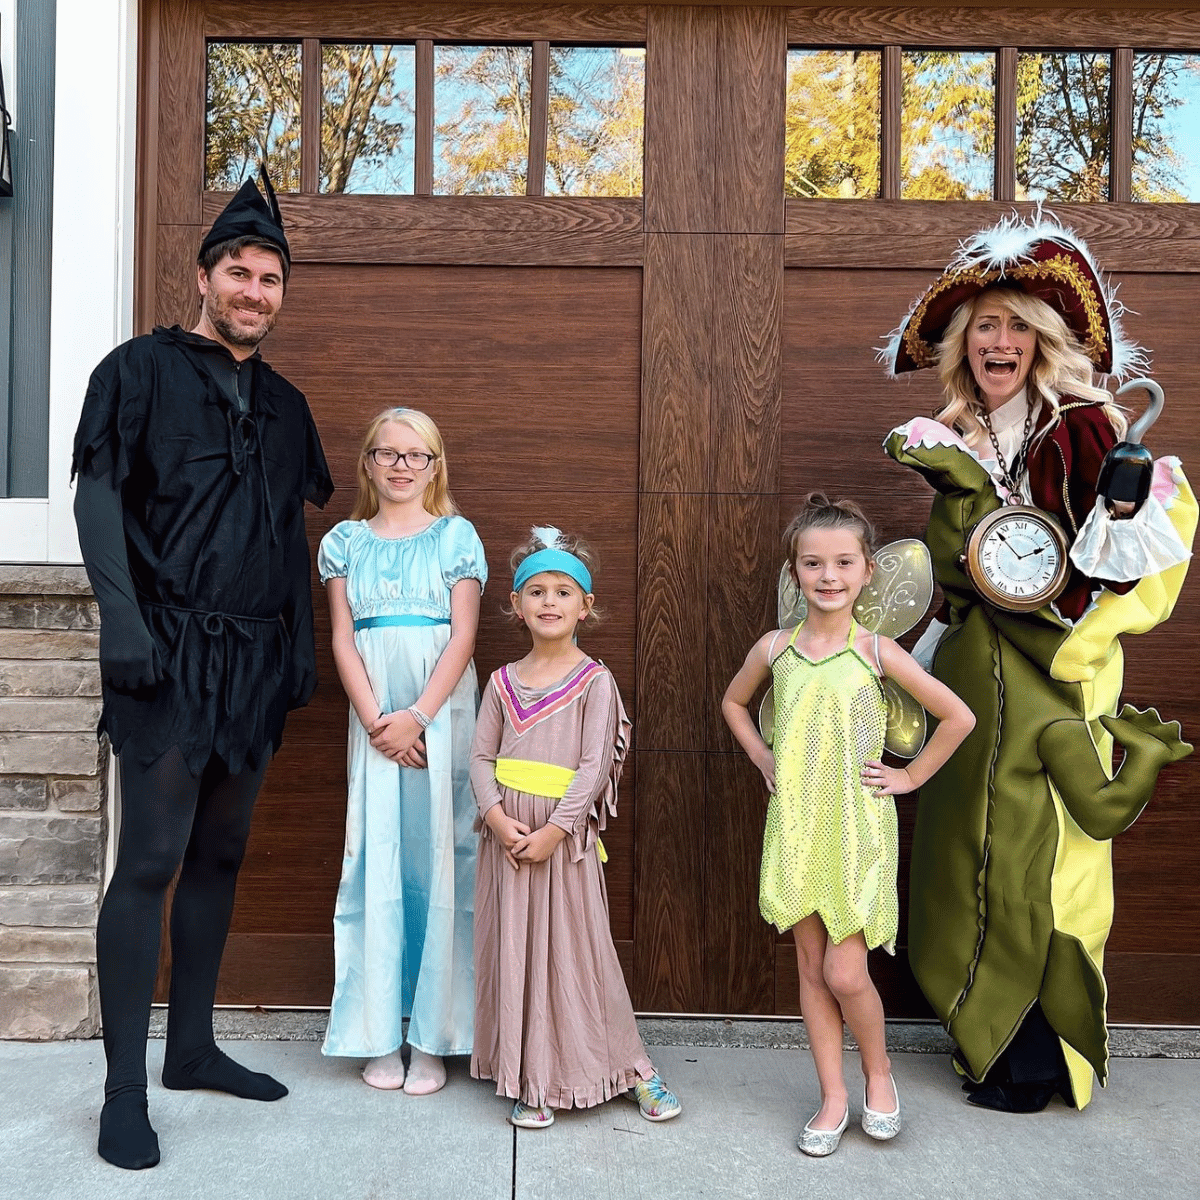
[760,620,897,952]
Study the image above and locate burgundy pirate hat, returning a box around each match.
[880,210,1146,378]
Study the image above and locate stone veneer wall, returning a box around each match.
[0,564,106,1039]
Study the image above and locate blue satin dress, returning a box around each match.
[318,515,485,1059]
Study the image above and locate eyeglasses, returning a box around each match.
[367,448,437,469]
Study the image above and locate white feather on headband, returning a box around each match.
[529,524,569,551]
[878,207,1149,380]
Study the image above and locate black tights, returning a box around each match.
[97,743,269,1101]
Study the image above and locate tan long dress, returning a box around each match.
[469,658,654,1109]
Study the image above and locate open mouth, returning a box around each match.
[983,357,1019,378]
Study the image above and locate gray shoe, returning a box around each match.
[798,1104,849,1156]
[861,1075,901,1140]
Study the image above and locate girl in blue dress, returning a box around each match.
[319,407,487,1096]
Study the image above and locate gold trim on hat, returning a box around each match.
[902,253,1109,369]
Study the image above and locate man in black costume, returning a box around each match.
[72,171,333,1170]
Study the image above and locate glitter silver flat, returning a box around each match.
[798,1104,849,1156]
[861,1075,901,1140]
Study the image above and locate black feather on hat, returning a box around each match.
[198,163,290,267]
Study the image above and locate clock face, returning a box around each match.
[964,507,1070,611]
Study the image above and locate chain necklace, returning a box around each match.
[980,399,1035,504]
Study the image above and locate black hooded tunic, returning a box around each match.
[72,325,334,775]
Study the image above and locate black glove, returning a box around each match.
[98,605,161,693]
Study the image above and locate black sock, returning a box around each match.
[162,1045,288,1100]
[98,1090,160,1170]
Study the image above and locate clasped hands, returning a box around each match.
[483,806,567,871]
[368,709,427,768]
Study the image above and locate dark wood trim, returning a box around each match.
[527,41,550,196]
[881,44,901,200]
[787,6,1200,48]
[785,200,1200,271]
[415,39,434,194]
[135,0,163,334]
[204,1,648,43]
[1111,46,1134,203]
[994,47,1017,202]
[300,38,321,193]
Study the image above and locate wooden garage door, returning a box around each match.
[142,2,1200,1022]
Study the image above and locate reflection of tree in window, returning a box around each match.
[1017,53,1110,201]
[321,45,416,194]
[435,46,532,194]
[206,43,302,192]
[901,51,994,199]
[1132,54,1200,202]
[545,48,644,196]
[785,50,880,199]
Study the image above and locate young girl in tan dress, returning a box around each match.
[723,495,974,1156]
[470,526,681,1129]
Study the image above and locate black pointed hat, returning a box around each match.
[198,163,290,267]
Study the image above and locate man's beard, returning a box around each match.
[204,293,276,348]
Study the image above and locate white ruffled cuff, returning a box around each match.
[1069,494,1192,583]
[911,617,948,672]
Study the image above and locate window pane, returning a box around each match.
[785,49,880,199]
[1133,54,1200,202]
[901,50,994,200]
[205,42,301,192]
[434,45,532,195]
[545,47,644,197]
[1017,52,1110,202]
[321,44,416,194]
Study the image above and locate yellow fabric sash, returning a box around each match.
[493,758,607,863]
[495,758,575,797]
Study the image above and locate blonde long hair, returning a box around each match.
[934,288,1126,446]
[350,407,459,521]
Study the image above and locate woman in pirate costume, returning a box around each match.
[881,212,1194,1112]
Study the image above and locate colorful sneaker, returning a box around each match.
[631,1074,681,1122]
[510,1101,555,1129]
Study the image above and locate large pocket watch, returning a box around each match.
[961,503,1071,612]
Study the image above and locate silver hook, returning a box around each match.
[1115,377,1165,445]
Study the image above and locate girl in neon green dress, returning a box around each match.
[723,494,975,1157]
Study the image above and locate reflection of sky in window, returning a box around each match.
[205,42,301,192]
[434,45,532,195]
[321,45,415,194]
[545,47,644,196]
[901,51,993,200]
[1133,54,1200,201]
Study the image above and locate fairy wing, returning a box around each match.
[760,539,934,758]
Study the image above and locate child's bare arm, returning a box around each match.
[327,577,384,731]
[721,633,779,793]
[861,637,976,796]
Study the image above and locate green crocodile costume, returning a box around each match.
[884,421,1195,1107]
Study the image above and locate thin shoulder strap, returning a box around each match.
[845,618,859,648]
[767,627,790,663]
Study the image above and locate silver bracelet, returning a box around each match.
[408,705,432,729]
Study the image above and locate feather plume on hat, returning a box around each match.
[879,208,1148,380]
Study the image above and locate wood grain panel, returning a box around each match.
[155,225,204,328]
[786,6,1200,49]
[218,935,334,1007]
[633,750,706,1010]
[636,493,708,751]
[644,5,719,232]
[200,195,645,265]
[712,235,782,494]
[705,493,778,751]
[204,2,648,42]
[704,753,776,1013]
[785,202,1200,271]
[203,193,644,235]
[640,234,712,492]
[716,5,785,235]
[157,0,204,226]
[135,0,164,334]
[1106,953,1200,1025]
